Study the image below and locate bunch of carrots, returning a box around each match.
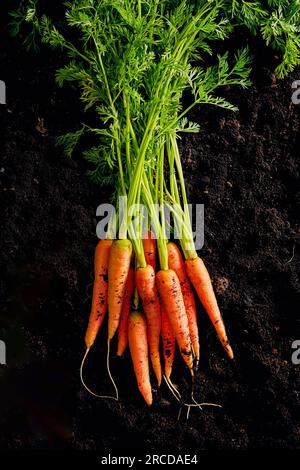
[15,0,298,408]
[82,229,233,405]
[19,1,248,406]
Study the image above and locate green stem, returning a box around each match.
[142,175,168,271]
[124,92,132,174]
[170,136,197,259]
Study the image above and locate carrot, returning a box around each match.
[161,304,175,381]
[135,264,162,386]
[128,310,153,405]
[156,269,193,374]
[185,256,234,359]
[117,267,134,357]
[108,239,132,341]
[85,239,113,349]
[167,242,200,365]
[143,231,157,270]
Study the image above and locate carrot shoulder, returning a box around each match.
[85,239,113,349]
[185,256,233,359]
[143,231,157,270]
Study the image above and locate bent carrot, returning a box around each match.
[185,256,234,359]
[108,239,132,340]
[85,239,113,349]
[135,264,162,386]
[161,304,175,381]
[128,310,153,406]
[143,231,157,270]
[167,242,200,365]
[117,267,134,357]
[156,269,193,374]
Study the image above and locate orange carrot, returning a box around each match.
[156,269,193,374]
[185,256,233,359]
[117,267,134,357]
[85,239,113,349]
[167,242,200,364]
[135,264,162,386]
[128,310,153,405]
[143,231,157,270]
[108,239,132,341]
[161,304,175,381]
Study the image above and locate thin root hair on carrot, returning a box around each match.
[163,375,221,411]
[163,375,181,401]
[107,339,119,401]
[79,346,119,401]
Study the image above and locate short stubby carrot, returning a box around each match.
[143,231,157,270]
[117,267,134,357]
[135,264,162,386]
[185,256,234,359]
[85,239,113,349]
[156,269,193,374]
[108,239,132,341]
[167,242,200,364]
[161,304,175,381]
[128,310,153,406]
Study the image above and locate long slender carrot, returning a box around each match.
[135,264,162,386]
[85,239,113,349]
[143,231,157,270]
[108,239,132,341]
[128,310,153,406]
[161,304,175,381]
[185,256,234,359]
[117,267,134,357]
[156,269,193,374]
[167,242,200,365]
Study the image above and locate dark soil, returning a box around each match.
[0,2,300,452]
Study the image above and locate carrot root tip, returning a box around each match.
[227,345,234,360]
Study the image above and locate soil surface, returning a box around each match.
[0,2,299,452]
